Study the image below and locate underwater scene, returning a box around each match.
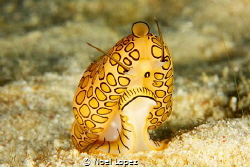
[0,0,249,166]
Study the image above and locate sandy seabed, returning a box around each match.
[0,0,250,166]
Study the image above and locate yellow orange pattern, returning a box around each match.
[71,21,173,154]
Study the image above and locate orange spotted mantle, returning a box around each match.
[71,21,173,154]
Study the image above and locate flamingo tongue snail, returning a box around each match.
[71,20,174,154]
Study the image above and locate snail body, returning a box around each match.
[71,21,173,154]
